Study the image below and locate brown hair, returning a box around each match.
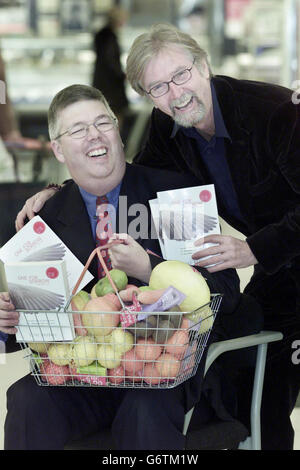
[48,84,116,140]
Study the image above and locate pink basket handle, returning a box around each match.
[72,240,125,296]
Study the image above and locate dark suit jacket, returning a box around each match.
[134,76,300,316]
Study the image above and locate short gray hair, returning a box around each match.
[48,84,116,140]
[126,23,212,96]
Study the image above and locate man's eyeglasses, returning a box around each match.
[142,58,195,98]
[55,115,117,140]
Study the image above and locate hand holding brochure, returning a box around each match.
[4,260,74,342]
[0,215,95,342]
[0,215,94,292]
[150,185,220,265]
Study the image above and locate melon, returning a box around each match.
[149,261,210,313]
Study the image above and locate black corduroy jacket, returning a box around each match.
[134,75,300,313]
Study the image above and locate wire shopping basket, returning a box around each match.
[18,243,223,389]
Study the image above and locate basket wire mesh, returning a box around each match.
[18,244,223,389]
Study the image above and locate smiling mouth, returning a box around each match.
[87,147,108,158]
[173,96,194,112]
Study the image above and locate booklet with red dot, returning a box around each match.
[3,259,75,342]
[0,215,94,342]
[0,215,94,294]
[150,184,220,266]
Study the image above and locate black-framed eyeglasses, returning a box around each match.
[142,58,196,98]
[55,115,118,140]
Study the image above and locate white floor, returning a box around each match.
[0,220,299,450]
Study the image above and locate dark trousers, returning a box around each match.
[4,373,187,450]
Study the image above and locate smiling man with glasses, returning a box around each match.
[141,57,196,98]
[125,23,300,451]
[3,83,244,451]
[139,48,212,132]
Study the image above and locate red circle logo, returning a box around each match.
[46,267,59,279]
[33,221,46,234]
[199,190,212,202]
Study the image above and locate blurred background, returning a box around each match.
[1,0,300,450]
[1,0,300,170]
[1,0,299,246]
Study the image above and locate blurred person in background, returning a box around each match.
[0,48,21,143]
[92,6,129,134]
[0,47,22,181]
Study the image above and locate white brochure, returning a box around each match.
[0,215,94,294]
[154,185,220,265]
[4,260,75,342]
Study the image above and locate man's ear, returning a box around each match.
[200,60,210,80]
[51,140,65,163]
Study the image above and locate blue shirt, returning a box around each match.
[171,83,244,222]
[79,183,122,238]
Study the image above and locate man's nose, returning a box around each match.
[86,123,101,139]
[168,82,183,100]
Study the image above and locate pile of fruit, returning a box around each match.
[28,261,214,387]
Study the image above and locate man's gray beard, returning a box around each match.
[172,96,206,128]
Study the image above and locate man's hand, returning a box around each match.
[3,131,43,150]
[0,292,19,335]
[108,234,152,283]
[2,129,23,142]
[15,188,58,231]
[192,234,258,272]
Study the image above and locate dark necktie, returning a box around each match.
[95,195,113,278]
